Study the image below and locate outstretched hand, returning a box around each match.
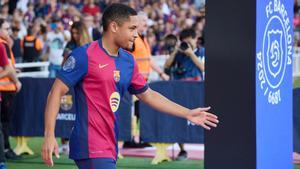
[186,107,219,130]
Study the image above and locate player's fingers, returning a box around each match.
[201,123,211,130]
[42,147,52,166]
[197,107,211,112]
[206,112,218,119]
[41,146,47,163]
[54,144,60,159]
[207,116,219,123]
[48,147,54,166]
[205,120,218,128]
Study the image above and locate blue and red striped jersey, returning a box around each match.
[57,40,148,160]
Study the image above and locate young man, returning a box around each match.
[41,4,218,169]
[164,28,205,81]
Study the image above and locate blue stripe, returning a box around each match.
[128,84,149,95]
[69,82,89,159]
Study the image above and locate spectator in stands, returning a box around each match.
[24,2,35,26]
[21,25,43,72]
[21,26,43,63]
[70,0,84,11]
[164,28,204,81]
[46,16,70,78]
[39,23,49,61]
[82,14,101,41]
[11,11,27,39]
[164,28,205,160]
[11,25,22,63]
[162,34,178,76]
[82,0,101,17]
[0,3,11,21]
[63,21,92,60]
[0,18,22,168]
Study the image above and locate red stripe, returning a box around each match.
[84,41,117,159]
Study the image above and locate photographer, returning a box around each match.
[164,28,204,81]
[163,29,205,160]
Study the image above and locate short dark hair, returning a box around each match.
[179,28,197,41]
[102,3,137,32]
[164,34,178,46]
[27,26,33,35]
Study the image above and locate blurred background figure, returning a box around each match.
[82,14,101,41]
[45,16,70,78]
[21,25,43,72]
[0,18,22,168]
[164,28,205,160]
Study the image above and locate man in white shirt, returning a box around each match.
[46,18,70,77]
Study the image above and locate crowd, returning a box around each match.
[0,0,206,63]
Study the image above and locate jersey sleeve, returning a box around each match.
[128,61,148,94]
[56,47,88,88]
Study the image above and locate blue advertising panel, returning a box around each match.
[256,0,293,168]
[140,81,204,143]
[10,78,132,141]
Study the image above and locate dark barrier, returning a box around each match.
[9,78,300,149]
[294,88,300,153]
[140,81,204,143]
[10,78,132,141]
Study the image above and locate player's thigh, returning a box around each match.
[75,158,116,169]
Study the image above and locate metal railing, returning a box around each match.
[15,62,50,77]
[11,51,300,79]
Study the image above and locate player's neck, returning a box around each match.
[102,34,119,57]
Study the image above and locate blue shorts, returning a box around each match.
[74,158,116,169]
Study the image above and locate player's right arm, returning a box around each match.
[42,79,69,167]
[41,45,88,167]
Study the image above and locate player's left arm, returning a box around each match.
[136,88,219,130]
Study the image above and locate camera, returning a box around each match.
[165,44,176,54]
[179,42,189,51]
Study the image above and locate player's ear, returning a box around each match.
[110,21,118,33]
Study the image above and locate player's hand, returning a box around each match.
[41,136,60,167]
[186,107,219,130]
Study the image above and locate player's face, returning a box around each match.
[116,15,138,50]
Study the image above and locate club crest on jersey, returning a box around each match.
[63,56,75,72]
[113,70,120,82]
[110,92,120,113]
[60,94,73,111]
